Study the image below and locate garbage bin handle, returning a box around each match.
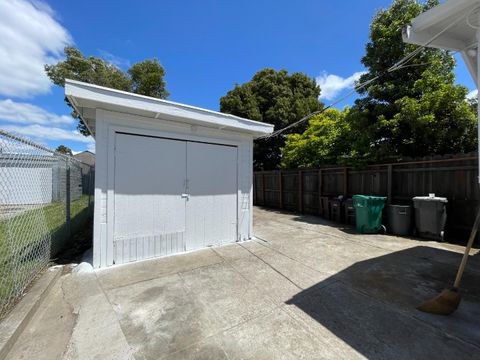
[398,210,407,215]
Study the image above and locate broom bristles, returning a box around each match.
[417,289,461,315]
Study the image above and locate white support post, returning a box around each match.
[477,29,480,183]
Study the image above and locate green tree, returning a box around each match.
[220,69,322,170]
[45,47,131,92]
[45,46,169,135]
[357,0,450,104]
[128,59,169,98]
[281,108,351,168]
[348,0,477,161]
[55,145,73,156]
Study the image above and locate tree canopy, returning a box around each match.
[282,0,477,168]
[357,0,451,105]
[128,59,169,99]
[220,69,323,170]
[347,0,476,162]
[45,46,169,135]
[281,109,351,168]
[55,145,73,156]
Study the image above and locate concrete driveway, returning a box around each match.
[6,207,480,359]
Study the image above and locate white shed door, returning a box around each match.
[114,133,187,264]
[113,133,237,264]
[186,142,237,250]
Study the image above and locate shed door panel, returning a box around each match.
[186,142,237,250]
[114,133,186,264]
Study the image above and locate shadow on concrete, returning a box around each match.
[286,245,480,358]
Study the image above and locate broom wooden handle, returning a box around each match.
[453,206,480,289]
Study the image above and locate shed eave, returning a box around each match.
[65,79,274,138]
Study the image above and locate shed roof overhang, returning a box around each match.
[402,0,480,84]
[65,79,274,139]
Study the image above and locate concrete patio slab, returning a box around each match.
[106,273,222,359]
[216,249,301,304]
[165,307,362,360]
[96,248,223,290]
[3,207,480,359]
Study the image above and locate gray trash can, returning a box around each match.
[388,205,412,236]
[412,196,448,241]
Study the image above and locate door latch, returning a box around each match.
[181,193,190,200]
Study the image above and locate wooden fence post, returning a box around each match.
[343,167,348,197]
[278,171,283,209]
[262,172,266,206]
[387,164,393,204]
[298,170,303,213]
[318,169,323,215]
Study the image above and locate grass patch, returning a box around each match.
[0,195,92,315]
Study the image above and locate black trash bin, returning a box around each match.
[329,198,343,223]
[388,205,412,236]
[344,198,355,225]
[412,196,448,241]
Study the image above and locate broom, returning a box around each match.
[417,207,480,315]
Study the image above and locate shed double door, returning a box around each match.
[113,133,237,264]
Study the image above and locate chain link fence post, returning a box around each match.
[65,158,71,240]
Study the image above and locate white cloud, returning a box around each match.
[1,124,94,145]
[316,71,367,101]
[0,99,74,125]
[86,142,95,153]
[0,0,71,98]
[72,142,95,154]
[98,50,131,69]
[467,89,478,100]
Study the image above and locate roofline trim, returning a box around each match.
[65,79,274,136]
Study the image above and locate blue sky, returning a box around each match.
[0,0,476,154]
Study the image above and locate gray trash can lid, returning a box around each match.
[412,196,448,203]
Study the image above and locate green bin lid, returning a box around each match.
[353,195,387,200]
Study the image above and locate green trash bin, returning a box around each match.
[352,195,387,234]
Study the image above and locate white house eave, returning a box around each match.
[408,0,478,32]
[402,25,469,51]
[65,79,274,138]
[402,0,480,84]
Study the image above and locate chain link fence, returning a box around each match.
[0,130,94,318]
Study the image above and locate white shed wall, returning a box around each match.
[93,109,254,268]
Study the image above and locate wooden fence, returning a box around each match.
[253,153,479,240]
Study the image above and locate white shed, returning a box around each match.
[65,80,273,268]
